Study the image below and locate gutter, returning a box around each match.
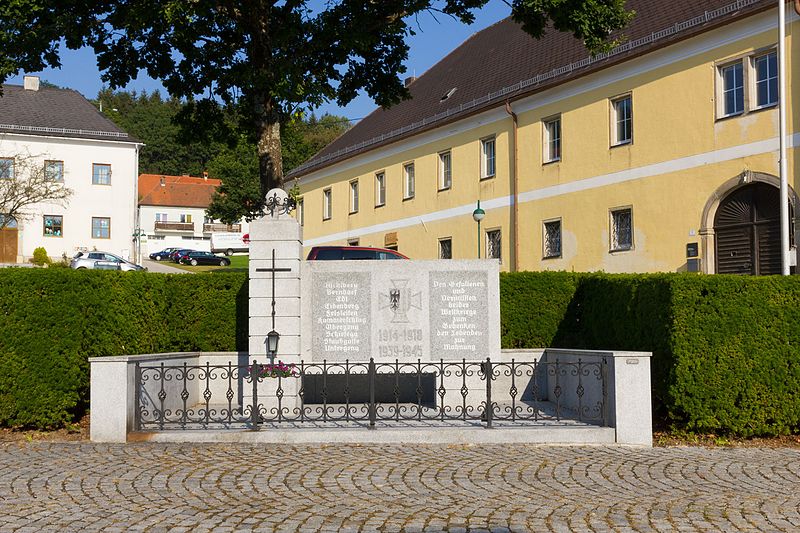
[504,100,520,272]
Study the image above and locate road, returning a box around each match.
[0,443,798,531]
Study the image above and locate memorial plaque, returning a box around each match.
[429,271,489,358]
[302,260,499,362]
[311,272,370,359]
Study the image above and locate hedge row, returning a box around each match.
[2,268,799,436]
[499,272,800,436]
[0,269,247,428]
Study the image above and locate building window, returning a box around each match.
[403,163,415,199]
[543,219,562,259]
[323,188,332,220]
[611,95,632,146]
[543,117,561,163]
[297,198,304,226]
[180,214,192,223]
[438,151,452,190]
[43,215,63,237]
[347,238,359,246]
[44,160,64,182]
[481,137,495,179]
[439,238,452,259]
[486,229,501,260]
[92,217,111,239]
[753,51,778,108]
[92,163,111,185]
[0,158,13,179]
[720,61,744,117]
[349,180,359,214]
[0,214,18,228]
[375,172,386,207]
[155,213,168,222]
[610,208,633,252]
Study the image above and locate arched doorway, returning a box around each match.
[714,182,789,275]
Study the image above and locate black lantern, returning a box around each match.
[266,330,280,357]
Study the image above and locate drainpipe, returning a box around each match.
[779,0,790,274]
[505,100,520,272]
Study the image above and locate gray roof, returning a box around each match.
[0,84,137,142]
[290,0,771,178]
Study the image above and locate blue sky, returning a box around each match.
[6,1,509,123]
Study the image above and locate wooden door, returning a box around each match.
[0,228,18,263]
[715,183,784,275]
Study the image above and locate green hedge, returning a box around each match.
[2,268,799,436]
[499,271,800,437]
[0,269,247,428]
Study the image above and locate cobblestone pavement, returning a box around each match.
[1,443,799,532]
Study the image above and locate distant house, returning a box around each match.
[138,173,248,255]
[0,76,141,263]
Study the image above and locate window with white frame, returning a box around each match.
[438,151,452,190]
[610,95,632,146]
[543,219,562,259]
[92,163,111,185]
[439,238,452,259]
[44,160,64,182]
[610,207,633,252]
[180,214,192,223]
[481,137,495,179]
[486,229,501,260]
[349,180,359,213]
[91,217,111,239]
[0,158,13,179]
[375,172,386,206]
[43,215,63,237]
[719,61,744,117]
[403,162,415,199]
[155,213,168,222]
[543,117,561,163]
[323,188,332,220]
[753,51,778,108]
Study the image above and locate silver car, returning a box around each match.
[70,251,146,271]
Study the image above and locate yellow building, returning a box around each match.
[290,0,799,275]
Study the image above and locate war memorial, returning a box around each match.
[89,190,652,445]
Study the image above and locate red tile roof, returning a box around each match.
[138,174,222,208]
[290,0,771,178]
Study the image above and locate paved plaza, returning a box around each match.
[0,442,798,532]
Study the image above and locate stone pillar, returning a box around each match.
[247,189,303,411]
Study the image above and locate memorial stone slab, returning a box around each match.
[301,260,500,362]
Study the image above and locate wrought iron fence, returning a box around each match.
[135,357,607,431]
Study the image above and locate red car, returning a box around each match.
[306,246,408,260]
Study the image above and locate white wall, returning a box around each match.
[0,133,139,262]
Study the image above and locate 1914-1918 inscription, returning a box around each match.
[429,271,488,358]
[311,272,370,358]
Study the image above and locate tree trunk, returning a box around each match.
[255,97,284,197]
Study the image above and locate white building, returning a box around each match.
[0,76,141,263]
[138,173,249,255]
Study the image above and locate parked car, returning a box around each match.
[149,247,180,261]
[70,251,146,271]
[179,251,231,267]
[170,248,195,262]
[306,246,408,260]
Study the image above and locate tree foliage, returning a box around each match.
[1,0,633,219]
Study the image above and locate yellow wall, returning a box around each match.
[298,10,799,274]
